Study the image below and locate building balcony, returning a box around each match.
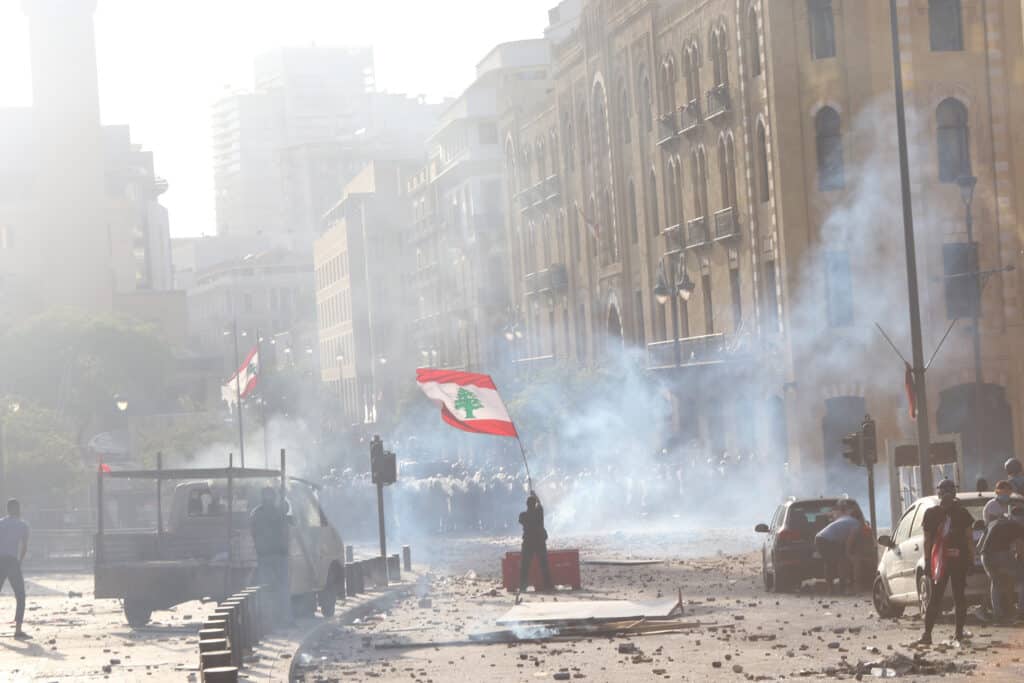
[656,111,679,146]
[713,207,740,240]
[705,85,731,120]
[678,100,701,135]
[684,216,709,248]
[662,223,684,252]
[646,333,729,370]
[514,354,556,374]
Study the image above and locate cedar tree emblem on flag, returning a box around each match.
[416,368,518,437]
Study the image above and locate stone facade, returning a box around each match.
[502,0,1024,499]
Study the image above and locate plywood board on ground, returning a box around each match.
[496,598,682,625]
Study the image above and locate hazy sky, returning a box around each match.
[0,0,555,237]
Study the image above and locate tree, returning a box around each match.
[454,387,484,419]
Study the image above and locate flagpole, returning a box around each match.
[257,328,268,468]
[515,435,533,493]
[232,318,246,468]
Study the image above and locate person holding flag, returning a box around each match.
[517,491,552,602]
[919,479,975,645]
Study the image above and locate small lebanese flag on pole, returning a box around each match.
[222,347,259,407]
[416,368,518,437]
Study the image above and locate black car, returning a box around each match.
[755,497,865,592]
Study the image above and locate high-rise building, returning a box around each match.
[503,0,1024,497]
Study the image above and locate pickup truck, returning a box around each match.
[94,461,345,627]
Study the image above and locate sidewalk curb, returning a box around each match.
[251,572,420,682]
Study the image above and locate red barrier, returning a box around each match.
[502,548,581,592]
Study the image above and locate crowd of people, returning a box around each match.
[317,449,768,541]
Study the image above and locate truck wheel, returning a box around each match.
[124,598,153,627]
[873,575,905,618]
[318,587,337,617]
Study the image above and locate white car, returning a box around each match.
[872,492,1024,618]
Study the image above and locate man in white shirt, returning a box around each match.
[0,499,30,639]
[983,481,1014,523]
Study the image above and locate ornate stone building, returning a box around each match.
[502,0,1024,499]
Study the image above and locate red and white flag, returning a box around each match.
[222,347,259,407]
[416,368,518,437]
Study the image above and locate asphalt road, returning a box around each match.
[306,528,1024,682]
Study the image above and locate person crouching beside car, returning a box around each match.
[978,502,1024,624]
[814,502,862,595]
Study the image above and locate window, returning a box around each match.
[730,268,742,329]
[710,27,728,87]
[747,7,762,77]
[562,112,575,173]
[763,260,780,333]
[638,67,653,134]
[702,273,714,334]
[536,140,547,180]
[665,158,683,227]
[684,45,700,104]
[647,169,660,236]
[680,299,690,338]
[757,122,770,203]
[808,0,836,60]
[691,149,707,219]
[892,505,917,544]
[619,84,632,145]
[937,98,970,183]
[825,250,853,327]
[628,181,639,245]
[634,290,645,345]
[815,107,844,191]
[718,135,738,209]
[929,0,963,52]
[660,58,677,113]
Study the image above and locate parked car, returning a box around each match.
[755,496,866,592]
[872,492,1024,618]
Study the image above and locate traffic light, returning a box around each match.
[841,431,863,466]
[370,435,397,485]
[860,415,878,465]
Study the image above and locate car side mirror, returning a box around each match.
[972,520,986,531]
[877,535,894,549]
[754,523,770,533]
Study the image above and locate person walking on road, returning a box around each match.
[978,503,1024,624]
[0,499,30,639]
[920,479,975,645]
[517,492,552,603]
[250,487,292,625]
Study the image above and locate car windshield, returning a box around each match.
[786,501,846,535]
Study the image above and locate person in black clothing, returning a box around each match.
[979,506,1024,623]
[517,492,552,601]
[250,487,292,624]
[920,479,975,645]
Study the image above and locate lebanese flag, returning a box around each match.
[222,347,259,407]
[905,362,917,420]
[930,514,952,582]
[416,368,518,437]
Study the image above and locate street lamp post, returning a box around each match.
[652,251,695,370]
[956,175,985,472]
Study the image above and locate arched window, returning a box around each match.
[815,107,844,191]
[619,83,632,145]
[664,158,677,227]
[691,148,708,219]
[536,140,547,181]
[602,189,618,264]
[747,7,762,77]
[929,0,963,52]
[521,148,532,187]
[549,130,559,176]
[526,219,536,274]
[592,83,609,159]
[808,0,836,60]
[556,210,566,261]
[638,67,653,134]
[647,168,660,237]
[628,180,639,245]
[937,98,970,182]
[541,215,552,267]
[661,58,677,113]
[587,197,598,259]
[757,121,770,203]
[718,135,738,210]
[711,26,728,87]
[684,44,701,105]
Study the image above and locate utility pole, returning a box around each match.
[888,0,933,496]
[231,319,246,468]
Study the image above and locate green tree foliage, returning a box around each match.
[1,401,84,503]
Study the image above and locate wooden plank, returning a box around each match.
[496,598,682,626]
